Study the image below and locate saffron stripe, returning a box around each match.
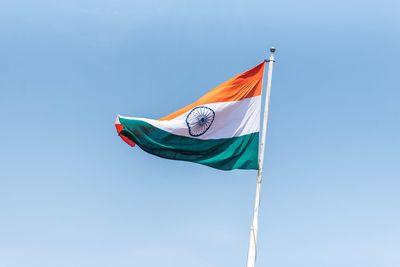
[160,62,265,120]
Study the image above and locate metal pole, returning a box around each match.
[246,47,276,267]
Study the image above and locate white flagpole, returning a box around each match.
[246,47,276,267]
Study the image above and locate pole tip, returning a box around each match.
[270,47,276,53]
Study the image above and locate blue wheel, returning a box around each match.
[186,106,215,137]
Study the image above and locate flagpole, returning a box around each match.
[246,47,276,267]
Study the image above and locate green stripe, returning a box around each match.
[119,118,259,170]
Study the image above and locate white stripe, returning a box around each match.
[119,96,261,140]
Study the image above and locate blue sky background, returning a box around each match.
[0,1,399,266]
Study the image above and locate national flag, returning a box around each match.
[115,62,265,170]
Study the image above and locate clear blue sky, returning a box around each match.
[1,1,399,267]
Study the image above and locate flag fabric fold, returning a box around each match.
[115,62,265,170]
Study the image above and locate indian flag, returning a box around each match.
[115,62,265,170]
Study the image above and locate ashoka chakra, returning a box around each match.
[185,106,215,137]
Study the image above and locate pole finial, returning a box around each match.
[270,47,276,53]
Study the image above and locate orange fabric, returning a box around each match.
[121,135,136,147]
[115,122,136,147]
[160,61,265,121]
[115,123,124,134]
